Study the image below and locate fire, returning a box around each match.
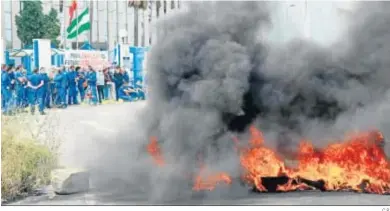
[192,163,232,191]
[146,136,165,166]
[146,127,390,194]
[239,127,390,194]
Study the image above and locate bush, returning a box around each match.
[1,115,59,202]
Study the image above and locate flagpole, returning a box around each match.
[89,0,93,46]
[63,5,67,49]
[76,3,79,49]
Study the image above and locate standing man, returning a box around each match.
[96,68,105,104]
[67,65,78,105]
[26,68,45,115]
[76,66,86,103]
[63,66,70,107]
[86,65,98,106]
[113,66,124,101]
[14,66,27,112]
[48,68,56,108]
[39,67,51,110]
[21,69,29,109]
[2,66,12,115]
[61,67,69,108]
[7,66,17,112]
[54,68,65,108]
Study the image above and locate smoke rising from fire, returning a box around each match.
[90,1,390,203]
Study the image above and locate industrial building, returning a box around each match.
[1,0,182,51]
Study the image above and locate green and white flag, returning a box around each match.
[67,7,90,39]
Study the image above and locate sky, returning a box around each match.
[267,1,356,46]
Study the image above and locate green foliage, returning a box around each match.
[43,9,61,47]
[1,115,60,202]
[15,1,46,47]
[1,123,55,201]
[15,1,60,47]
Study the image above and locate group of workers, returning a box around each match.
[1,64,146,116]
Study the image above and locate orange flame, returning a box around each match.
[146,136,165,166]
[147,127,390,194]
[192,163,232,191]
[240,127,390,194]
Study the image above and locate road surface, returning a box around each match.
[8,102,390,205]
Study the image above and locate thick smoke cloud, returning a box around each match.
[90,1,390,203]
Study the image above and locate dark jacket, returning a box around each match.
[113,72,124,86]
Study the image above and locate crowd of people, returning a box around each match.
[1,64,145,116]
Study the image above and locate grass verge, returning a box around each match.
[1,114,61,203]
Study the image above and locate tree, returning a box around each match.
[43,9,61,47]
[15,1,46,47]
[15,1,60,48]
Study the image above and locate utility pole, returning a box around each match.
[125,1,128,44]
[116,0,119,45]
[134,6,138,46]
[106,0,110,50]
[97,0,99,44]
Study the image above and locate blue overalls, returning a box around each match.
[61,71,69,108]
[49,80,55,107]
[87,70,98,105]
[118,85,137,102]
[113,73,124,101]
[8,71,17,111]
[40,73,50,109]
[67,70,78,105]
[123,71,130,84]
[134,81,145,100]
[77,71,86,102]
[14,71,27,110]
[63,70,69,106]
[1,70,12,114]
[54,72,65,107]
[27,73,44,114]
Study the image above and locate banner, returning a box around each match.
[64,50,109,69]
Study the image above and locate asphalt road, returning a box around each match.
[8,101,390,205]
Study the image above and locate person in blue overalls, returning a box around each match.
[53,68,65,108]
[76,66,86,103]
[67,65,78,105]
[121,68,130,85]
[86,65,98,106]
[26,68,44,115]
[39,67,51,110]
[1,65,6,110]
[63,66,69,107]
[9,66,16,108]
[118,84,138,102]
[2,66,12,115]
[61,67,69,108]
[21,69,29,109]
[134,80,145,100]
[14,66,27,112]
[113,67,124,101]
[47,68,56,108]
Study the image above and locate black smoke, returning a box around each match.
[90,1,390,203]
